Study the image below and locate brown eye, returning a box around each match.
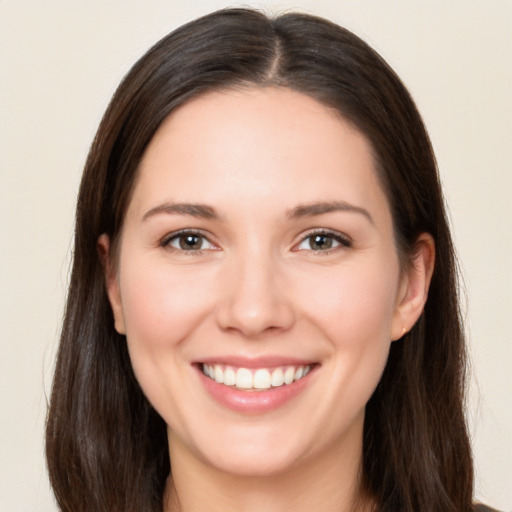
[309,234,334,250]
[164,231,216,251]
[179,234,203,250]
[296,231,351,252]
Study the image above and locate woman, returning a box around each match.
[45,8,489,512]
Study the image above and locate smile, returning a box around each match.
[201,363,313,391]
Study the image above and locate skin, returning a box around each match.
[99,87,434,512]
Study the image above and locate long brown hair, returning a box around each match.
[46,8,473,512]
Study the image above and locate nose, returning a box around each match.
[215,250,296,338]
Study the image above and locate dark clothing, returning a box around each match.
[474,504,502,512]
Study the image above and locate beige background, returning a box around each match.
[1,1,510,510]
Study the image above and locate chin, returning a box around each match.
[170,420,316,478]
[203,444,308,478]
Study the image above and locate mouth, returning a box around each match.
[200,363,314,391]
[195,359,318,414]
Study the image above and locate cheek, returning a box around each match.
[117,259,218,423]
[297,259,398,398]
[120,262,215,350]
[297,260,400,345]
[117,259,220,410]
[298,262,399,423]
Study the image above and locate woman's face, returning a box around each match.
[104,87,428,477]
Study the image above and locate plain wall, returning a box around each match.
[1,1,510,510]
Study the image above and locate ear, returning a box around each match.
[97,234,126,335]
[391,233,435,341]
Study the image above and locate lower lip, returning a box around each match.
[197,366,316,414]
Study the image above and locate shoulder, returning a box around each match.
[474,504,503,512]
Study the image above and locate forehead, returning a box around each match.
[130,87,390,224]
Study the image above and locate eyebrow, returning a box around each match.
[142,200,373,224]
[142,202,218,221]
[287,201,374,224]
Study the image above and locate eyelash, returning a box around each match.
[160,229,352,254]
[160,229,217,253]
[294,229,352,253]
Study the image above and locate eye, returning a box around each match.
[162,230,217,252]
[295,231,351,252]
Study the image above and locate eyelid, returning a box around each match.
[160,229,219,252]
[293,228,352,252]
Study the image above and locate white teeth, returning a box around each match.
[271,367,284,387]
[214,365,223,383]
[236,368,253,389]
[294,366,304,381]
[253,369,271,389]
[224,366,236,386]
[283,367,295,385]
[202,363,312,390]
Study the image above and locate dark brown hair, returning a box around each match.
[46,8,473,512]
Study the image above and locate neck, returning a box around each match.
[163,424,373,512]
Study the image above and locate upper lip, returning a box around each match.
[194,356,317,369]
